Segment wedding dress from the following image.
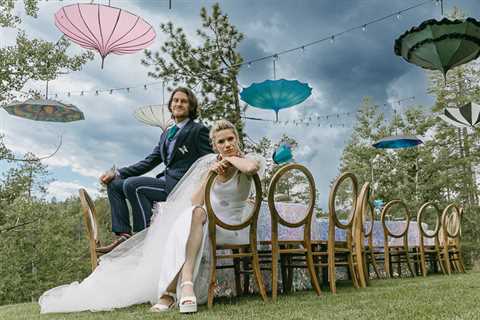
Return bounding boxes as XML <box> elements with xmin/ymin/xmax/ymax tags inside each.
<box><xmin>39</xmin><ymin>153</ymin><xmax>264</xmax><ymax>313</ymax></box>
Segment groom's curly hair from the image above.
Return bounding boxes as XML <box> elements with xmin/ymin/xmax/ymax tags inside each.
<box><xmin>167</xmin><ymin>87</ymin><xmax>199</xmax><ymax>120</ymax></box>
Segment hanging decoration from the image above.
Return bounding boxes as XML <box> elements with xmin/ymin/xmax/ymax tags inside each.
<box><xmin>439</xmin><ymin>101</ymin><xmax>480</xmax><ymax>129</ymax></box>
<box><xmin>134</xmin><ymin>104</ymin><xmax>173</xmax><ymax>131</ymax></box>
<box><xmin>54</xmin><ymin>3</ymin><xmax>156</xmax><ymax>68</ymax></box>
<box><xmin>394</xmin><ymin>17</ymin><xmax>480</xmax><ymax>80</ymax></box>
<box><xmin>372</xmin><ymin>135</ymin><xmax>423</xmax><ymax>149</ymax></box>
<box><xmin>272</xmin><ymin>143</ymin><xmax>293</xmax><ymax>164</ymax></box>
<box><xmin>3</xmin><ymin>99</ymin><xmax>84</xmax><ymax>122</ymax></box>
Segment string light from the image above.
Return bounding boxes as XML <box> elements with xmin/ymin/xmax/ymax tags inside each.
<box><xmin>330</xmin><ymin>35</ymin><xmax>335</xmax><ymax>44</ymax></box>
<box><xmin>362</xmin><ymin>24</ymin><xmax>367</xmax><ymax>32</ymax></box>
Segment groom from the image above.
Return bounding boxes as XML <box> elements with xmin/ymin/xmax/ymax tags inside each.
<box><xmin>97</xmin><ymin>87</ymin><xmax>213</xmax><ymax>253</ymax></box>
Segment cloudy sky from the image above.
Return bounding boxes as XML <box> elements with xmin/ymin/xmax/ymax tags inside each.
<box><xmin>1</xmin><ymin>0</ymin><xmax>479</xmax><ymax>208</ymax></box>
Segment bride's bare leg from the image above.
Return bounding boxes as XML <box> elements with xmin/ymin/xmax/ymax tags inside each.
<box><xmin>180</xmin><ymin>207</ymin><xmax>207</xmax><ymax>297</ymax></box>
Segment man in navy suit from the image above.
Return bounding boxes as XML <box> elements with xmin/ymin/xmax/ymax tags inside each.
<box><xmin>97</xmin><ymin>87</ymin><xmax>213</xmax><ymax>253</ymax></box>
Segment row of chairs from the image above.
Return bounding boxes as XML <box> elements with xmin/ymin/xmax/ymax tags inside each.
<box><xmin>78</xmin><ymin>163</ymin><xmax>466</xmax><ymax>309</ymax></box>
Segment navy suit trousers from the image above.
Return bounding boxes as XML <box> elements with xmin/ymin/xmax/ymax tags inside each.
<box><xmin>107</xmin><ymin>176</ymin><xmax>167</xmax><ymax>233</ymax></box>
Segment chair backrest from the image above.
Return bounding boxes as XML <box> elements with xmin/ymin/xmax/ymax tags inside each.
<box><xmin>441</xmin><ymin>203</ymin><xmax>462</xmax><ymax>244</ymax></box>
<box><xmin>417</xmin><ymin>201</ymin><xmax>441</xmax><ymax>240</ymax></box>
<box><xmin>380</xmin><ymin>200</ymin><xmax>411</xmax><ymax>244</ymax></box>
<box><xmin>328</xmin><ymin>172</ymin><xmax>358</xmax><ymax>232</ymax></box>
<box><xmin>79</xmin><ymin>188</ymin><xmax>99</xmax><ymax>242</ymax></box>
<box><xmin>205</xmin><ymin>171</ymin><xmax>263</xmax><ymax>243</ymax></box>
<box><xmin>267</xmin><ymin>163</ymin><xmax>316</xmax><ymax>239</ymax></box>
<box><xmin>79</xmin><ymin>188</ymin><xmax>99</xmax><ymax>272</ymax></box>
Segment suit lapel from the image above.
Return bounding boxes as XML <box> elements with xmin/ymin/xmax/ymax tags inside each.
<box><xmin>159</xmin><ymin>131</ymin><xmax>168</xmax><ymax>163</ymax></box>
<box><xmin>168</xmin><ymin>120</ymin><xmax>193</xmax><ymax>165</ymax></box>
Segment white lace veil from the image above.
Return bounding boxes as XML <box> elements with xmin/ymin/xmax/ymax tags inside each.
<box><xmin>100</xmin><ymin>153</ymin><xmax>217</xmax><ymax>261</ymax></box>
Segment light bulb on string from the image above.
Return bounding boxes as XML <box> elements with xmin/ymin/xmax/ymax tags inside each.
<box><xmin>330</xmin><ymin>35</ymin><xmax>335</xmax><ymax>44</ymax></box>
<box><xmin>80</xmin><ymin>91</ymin><xmax>84</xmax><ymax>96</ymax></box>
<box><xmin>67</xmin><ymin>92</ymin><xmax>71</xmax><ymax>97</ymax></box>
<box><xmin>144</xmin><ymin>84</ymin><xmax>148</xmax><ymax>90</ymax></box>
<box><xmin>109</xmin><ymin>89</ymin><xmax>113</xmax><ymax>94</ymax></box>
<box><xmin>247</xmin><ymin>62</ymin><xmax>252</xmax><ymax>68</ymax></box>
<box><xmin>396</xmin><ymin>12</ymin><xmax>402</xmax><ymax>20</ymax></box>
<box><xmin>126</xmin><ymin>87</ymin><xmax>130</xmax><ymax>93</ymax></box>
<box><xmin>362</xmin><ymin>24</ymin><xmax>367</xmax><ymax>32</ymax></box>
<box><xmin>95</xmin><ymin>90</ymin><xmax>99</xmax><ymax>96</ymax></box>
<box><xmin>301</xmin><ymin>46</ymin><xmax>305</xmax><ymax>53</ymax></box>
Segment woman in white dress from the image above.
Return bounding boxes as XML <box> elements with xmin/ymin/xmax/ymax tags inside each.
<box><xmin>39</xmin><ymin>119</ymin><xmax>264</xmax><ymax>314</ymax></box>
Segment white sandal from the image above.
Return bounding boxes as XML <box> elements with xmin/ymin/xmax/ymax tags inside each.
<box><xmin>150</xmin><ymin>291</ymin><xmax>176</xmax><ymax>312</ymax></box>
<box><xmin>179</xmin><ymin>281</ymin><xmax>197</xmax><ymax>314</ymax></box>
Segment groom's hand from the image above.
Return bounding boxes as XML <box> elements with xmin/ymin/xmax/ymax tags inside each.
<box><xmin>99</xmin><ymin>171</ymin><xmax>115</xmax><ymax>185</ymax></box>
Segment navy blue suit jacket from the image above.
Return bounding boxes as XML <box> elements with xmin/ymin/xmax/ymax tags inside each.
<box><xmin>118</xmin><ymin>120</ymin><xmax>213</xmax><ymax>195</ymax></box>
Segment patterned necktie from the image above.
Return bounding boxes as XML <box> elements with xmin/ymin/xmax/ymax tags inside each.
<box><xmin>167</xmin><ymin>125</ymin><xmax>179</xmax><ymax>141</ymax></box>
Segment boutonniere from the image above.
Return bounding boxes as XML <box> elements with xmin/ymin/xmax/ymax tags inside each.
<box><xmin>179</xmin><ymin>145</ymin><xmax>189</xmax><ymax>154</ymax></box>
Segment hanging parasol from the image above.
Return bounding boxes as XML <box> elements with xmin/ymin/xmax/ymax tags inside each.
<box><xmin>54</xmin><ymin>3</ymin><xmax>156</xmax><ymax>68</ymax></box>
<box><xmin>439</xmin><ymin>101</ymin><xmax>480</xmax><ymax>129</ymax></box>
<box><xmin>272</xmin><ymin>143</ymin><xmax>293</xmax><ymax>164</ymax></box>
<box><xmin>2</xmin><ymin>99</ymin><xmax>84</xmax><ymax>122</ymax></box>
<box><xmin>394</xmin><ymin>17</ymin><xmax>480</xmax><ymax>80</ymax></box>
<box><xmin>240</xmin><ymin>79</ymin><xmax>312</xmax><ymax>121</ymax></box>
<box><xmin>372</xmin><ymin>135</ymin><xmax>423</xmax><ymax>149</ymax></box>
<box><xmin>133</xmin><ymin>104</ymin><xmax>173</xmax><ymax>131</ymax></box>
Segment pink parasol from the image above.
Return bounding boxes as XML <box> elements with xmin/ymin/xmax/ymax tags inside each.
<box><xmin>54</xmin><ymin>3</ymin><xmax>156</xmax><ymax>68</ymax></box>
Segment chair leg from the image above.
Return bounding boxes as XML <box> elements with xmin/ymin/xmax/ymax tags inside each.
<box><xmin>347</xmin><ymin>253</ymin><xmax>360</xmax><ymax>289</ymax></box>
<box><xmin>232</xmin><ymin>249</ymin><xmax>242</xmax><ymax>297</ymax></box>
<box><xmin>271</xmin><ymin>244</ymin><xmax>279</xmax><ymax>301</ymax></box>
<box><xmin>279</xmin><ymin>251</ymin><xmax>289</xmax><ymax>294</ymax></box>
<box><xmin>208</xmin><ymin>252</ymin><xmax>217</xmax><ymax>309</ymax></box>
<box><xmin>328</xmin><ymin>248</ymin><xmax>337</xmax><ymax>294</ymax></box>
<box><xmin>306</xmin><ymin>250</ymin><xmax>322</xmax><ymax>296</ymax></box>
<box><xmin>251</xmin><ymin>249</ymin><xmax>268</xmax><ymax>303</ymax></box>
<box><xmin>370</xmin><ymin>252</ymin><xmax>381</xmax><ymax>279</ymax></box>
<box><xmin>242</xmin><ymin>256</ymin><xmax>251</xmax><ymax>295</ymax></box>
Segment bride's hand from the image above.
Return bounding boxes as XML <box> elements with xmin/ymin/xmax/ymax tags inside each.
<box><xmin>210</xmin><ymin>158</ymin><xmax>231</xmax><ymax>176</ymax></box>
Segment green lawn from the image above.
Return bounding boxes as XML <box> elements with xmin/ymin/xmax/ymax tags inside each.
<box><xmin>1</xmin><ymin>272</ymin><xmax>479</xmax><ymax>320</ymax></box>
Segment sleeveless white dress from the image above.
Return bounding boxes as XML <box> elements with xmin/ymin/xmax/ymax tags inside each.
<box><xmin>39</xmin><ymin>154</ymin><xmax>264</xmax><ymax>313</ymax></box>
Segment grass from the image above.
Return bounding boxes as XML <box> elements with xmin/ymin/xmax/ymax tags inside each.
<box><xmin>1</xmin><ymin>272</ymin><xmax>479</xmax><ymax>320</ymax></box>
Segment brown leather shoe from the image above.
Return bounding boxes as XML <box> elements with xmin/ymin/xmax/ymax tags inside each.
<box><xmin>96</xmin><ymin>234</ymin><xmax>130</xmax><ymax>254</ymax></box>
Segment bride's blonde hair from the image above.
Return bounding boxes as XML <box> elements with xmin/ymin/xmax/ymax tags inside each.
<box><xmin>209</xmin><ymin>119</ymin><xmax>241</xmax><ymax>153</ymax></box>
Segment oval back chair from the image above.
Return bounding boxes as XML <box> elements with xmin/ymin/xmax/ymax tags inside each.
<box><xmin>204</xmin><ymin>171</ymin><xmax>268</xmax><ymax>308</ymax></box>
<box><xmin>266</xmin><ymin>163</ymin><xmax>320</xmax><ymax>300</ymax></box>
<box><xmin>441</xmin><ymin>204</ymin><xmax>466</xmax><ymax>274</ymax></box>
<box><xmin>79</xmin><ymin>188</ymin><xmax>101</xmax><ymax>272</ymax></box>
<box><xmin>380</xmin><ymin>200</ymin><xmax>418</xmax><ymax>277</ymax></box>
<box><xmin>417</xmin><ymin>202</ymin><xmax>446</xmax><ymax>276</ymax></box>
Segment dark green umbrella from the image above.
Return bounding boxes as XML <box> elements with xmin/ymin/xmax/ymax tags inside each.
<box><xmin>3</xmin><ymin>99</ymin><xmax>84</xmax><ymax>122</ymax></box>
<box><xmin>394</xmin><ymin>17</ymin><xmax>480</xmax><ymax>80</ymax></box>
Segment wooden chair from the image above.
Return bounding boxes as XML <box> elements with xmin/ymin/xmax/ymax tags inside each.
<box><xmin>353</xmin><ymin>182</ymin><xmax>380</xmax><ymax>284</ymax></box>
<box><xmin>78</xmin><ymin>188</ymin><xmax>103</xmax><ymax>272</ymax></box>
<box><xmin>312</xmin><ymin>172</ymin><xmax>365</xmax><ymax>293</ymax></box>
<box><xmin>265</xmin><ymin>163</ymin><xmax>321</xmax><ymax>300</ymax></box>
<box><xmin>441</xmin><ymin>204</ymin><xmax>466</xmax><ymax>274</ymax></box>
<box><xmin>417</xmin><ymin>202</ymin><xmax>446</xmax><ymax>276</ymax></box>
<box><xmin>380</xmin><ymin>200</ymin><xmax>419</xmax><ymax>278</ymax></box>
<box><xmin>204</xmin><ymin>171</ymin><xmax>268</xmax><ymax>309</ymax></box>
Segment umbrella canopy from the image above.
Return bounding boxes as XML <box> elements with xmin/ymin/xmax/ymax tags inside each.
<box><xmin>240</xmin><ymin>79</ymin><xmax>312</xmax><ymax>121</ymax></box>
<box><xmin>272</xmin><ymin>143</ymin><xmax>293</xmax><ymax>164</ymax></box>
<box><xmin>394</xmin><ymin>17</ymin><xmax>480</xmax><ymax>79</ymax></box>
<box><xmin>54</xmin><ymin>3</ymin><xmax>156</xmax><ymax>68</ymax></box>
<box><xmin>439</xmin><ymin>101</ymin><xmax>480</xmax><ymax>129</ymax></box>
<box><xmin>372</xmin><ymin>135</ymin><xmax>423</xmax><ymax>149</ymax></box>
<box><xmin>3</xmin><ymin>99</ymin><xmax>84</xmax><ymax>122</ymax></box>
<box><xmin>133</xmin><ymin>104</ymin><xmax>173</xmax><ymax>131</ymax></box>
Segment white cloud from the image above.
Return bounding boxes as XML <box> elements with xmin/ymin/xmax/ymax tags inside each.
<box><xmin>47</xmin><ymin>180</ymin><xmax>98</xmax><ymax>201</ymax></box>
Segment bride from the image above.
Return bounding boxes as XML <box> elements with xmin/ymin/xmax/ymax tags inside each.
<box><xmin>39</xmin><ymin>119</ymin><xmax>265</xmax><ymax>314</ymax></box>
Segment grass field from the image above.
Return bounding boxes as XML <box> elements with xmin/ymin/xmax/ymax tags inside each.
<box><xmin>1</xmin><ymin>272</ymin><xmax>479</xmax><ymax>320</ymax></box>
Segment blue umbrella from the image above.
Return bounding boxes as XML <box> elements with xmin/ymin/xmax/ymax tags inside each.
<box><xmin>372</xmin><ymin>135</ymin><xmax>423</xmax><ymax>149</ymax></box>
<box><xmin>240</xmin><ymin>79</ymin><xmax>312</xmax><ymax>121</ymax></box>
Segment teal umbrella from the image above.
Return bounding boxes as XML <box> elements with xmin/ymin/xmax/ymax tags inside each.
<box><xmin>3</xmin><ymin>99</ymin><xmax>84</xmax><ymax>122</ymax></box>
<box><xmin>240</xmin><ymin>79</ymin><xmax>312</xmax><ymax>121</ymax></box>
<box><xmin>394</xmin><ymin>17</ymin><xmax>480</xmax><ymax>80</ymax></box>
<box><xmin>372</xmin><ymin>135</ymin><xmax>423</xmax><ymax>149</ymax></box>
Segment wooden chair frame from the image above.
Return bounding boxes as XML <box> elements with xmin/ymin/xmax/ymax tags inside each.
<box><xmin>417</xmin><ymin>202</ymin><xmax>446</xmax><ymax>276</ymax></box>
<box><xmin>441</xmin><ymin>204</ymin><xmax>466</xmax><ymax>274</ymax></box>
<box><xmin>205</xmin><ymin>171</ymin><xmax>268</xmax><ymax>308</ymax></box>
<box><xmin>312</xmin><ymin>172</ymin><xmax>364</xmax><ymax>293</ymax></box>
<box><xmin>380</xmin><ymin>200</ymin><xmax>419</xmax><ymax>278</ymax></box>
<box><xmin>79</xmin><ymin>188</ymin><xmax>102</xmax><ymax>272</ymax></box>
<box><xmin>266</xmin><ymin>163</ymin><xmax>321</xmax><ymax>300</ymax></box>
<box><xmin>353</xmin><ymin>182</ymin><xmax>374</xmax><ymax>286</ymax></box>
